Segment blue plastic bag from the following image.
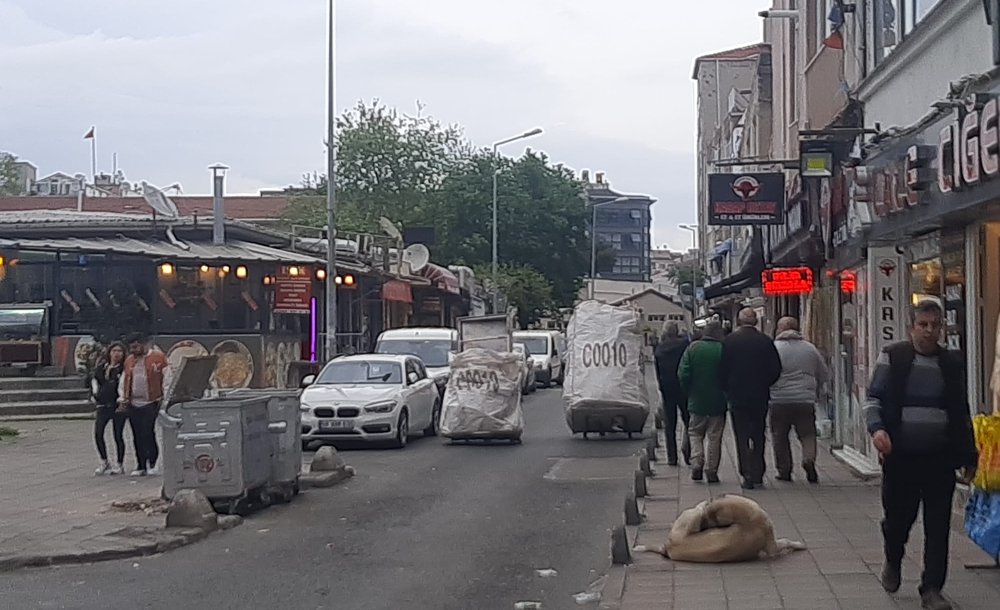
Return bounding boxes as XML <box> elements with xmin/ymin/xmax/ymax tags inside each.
<box><xmin>965</xmin><ymin>489</ymin><xmax>1000</xmax><ymax>560</ymax></box>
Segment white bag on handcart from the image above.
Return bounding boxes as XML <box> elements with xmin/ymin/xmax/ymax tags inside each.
<box><xmin>562</xmin><ymin>300</ymin><xmax>649</xmax><ymax>412</ymax></box>
<box><xmin>440</xmin><ymin>348</ymin><xmax>524</xmax><ymax>438</ymax></box>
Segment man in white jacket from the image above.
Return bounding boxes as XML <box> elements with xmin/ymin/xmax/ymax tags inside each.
<box><xmin>770</xmin><ymin>317</ymin><xmax>829</xmax><ymax>483</ymax></box>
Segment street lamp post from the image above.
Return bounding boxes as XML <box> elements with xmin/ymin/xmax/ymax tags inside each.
<box><xmin>679</xmin><ymin>224</ymin><xmax>699</xmax><ymax>325</ymax></box>
<box><xmin>325</xmin><ymin>0</ymin><xmax>338</xmax><ymax>361</ymax></box>
<box><xmin>491</xmin><ymin>127</ymin><xmax>543</xmax><ymax>313</ymax></box>
<box><xmin>588</xmin><ymin>197</ymin><xmax>629</xmax><ymax>300</ymax></box>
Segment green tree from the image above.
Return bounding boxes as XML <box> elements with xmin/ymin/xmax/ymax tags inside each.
<box><xmin>0</xmin><ymin>152</ymin><xmax>23</xmax><ymax>196</ymax></box>
<box><xmin>665</xmin><ymin>259</ymin><xmax>706</xmax><ymax>294</ymax></box>
<box><xmin>474</xmin><ymin>264</ymin><xmax>554</xmax><ymax>328</ymax></box>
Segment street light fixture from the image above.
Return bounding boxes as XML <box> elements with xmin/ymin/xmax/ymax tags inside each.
<box><xmin>491</xmin><ymin>127</ymin><xmax>543</xmax><ymax>312</ymax></box>
<box><xmin>679</xmin><ymin>223</ymin><xmax>700</xmax><ymax>325</ymax></box>
<box><xmin>588</xmin><ymin>196</ymin><xmax>630</xmax><ymax>300</ymax></box>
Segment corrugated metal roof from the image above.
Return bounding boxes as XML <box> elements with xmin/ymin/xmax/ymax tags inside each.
<box><xmin>0</xmin><ymin>235</ymin><xmax>326</xmax><ymax>265</ymax></box>
<box><xmin>0</xmin><ymin>210</ymin><xmax>156</xmax><ymax>225</ymax></box>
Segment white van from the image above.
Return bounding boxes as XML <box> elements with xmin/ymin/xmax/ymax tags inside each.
<box><xmin>512</xmin><ymin>330</ymin><xmax>565</xmax><ymax>387</ymax></box>
<box><xmin>374</xmin><ymin>327</ymin><xmax>458</xmax><ymax>395</ymax></box>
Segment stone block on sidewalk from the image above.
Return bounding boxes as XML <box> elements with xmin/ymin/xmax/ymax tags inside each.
<box><xmin>165</xmin><ymin>489</ymin><xmax>219</xmax><ymax>532</ymax></box>
<box><xmin>300</xmin><ymin>467</ymin><xmax>354</xmax><ymax>489</ymax></box>
<box><xmin>310</xmin><ymin>446</ymin><xmax>347</xmax><ymax>472</ymax></box>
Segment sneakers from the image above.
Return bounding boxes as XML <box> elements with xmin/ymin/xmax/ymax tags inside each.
<box><xmin>691</xmin><ymin>468</ymin><xmax>704</xmax><ymax>481</ymax></box>
<box><xmin>880</xmin><ymin>563</ymin><xmax>901</xmax><ymax>593</ymax></box>
<box><xmin>920</xmin><ymin>590</ymin><xmax>952</xmax><ymax>610</ymax></box>
<box><xmin>706</xmin><ymin>471</ymin><xmax>720</xmax><ymax>484</ymax></box>
<box><xmin>741</xmin><ymin>477</ymin><xmax>756</xmax><ymax>490</ymax></box>
<box><xmin>109</xmin><ymin>463</ymin><xmax>124</xmax><ymax>475</ymax></box>
<box><xmin>804</xmin><ymin>461</ymin><xmax>819</xmax><ymax>484</ymax></box>
<box><xmin>130</xmin><ymin>469</ymin><xmax>147</xmax><ymax>477</ymax></box>
<box><xmin>146</xmin><ymin>466</ymin><xmax>161</xmax><ymax>476</ymax></box>
<box><xmin>94</xmin><ymin>461</ymin><xmax>111</xmax><ymax>476</ymax></box>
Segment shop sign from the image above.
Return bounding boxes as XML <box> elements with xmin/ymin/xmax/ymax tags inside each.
<box><xmin>938</xmin><ymin>94</ymin><xmax>1000</xmax><ymax>193</ymax></box>
<box><xmin>707</xmin><ymin>173</ymin><xmax>785</xmax><ymax>225</ymax></box>
<box><xmin>870</xmin><ymin>145</ymin><xmax>936</xmax><ymax>218</ymax></box>
<box><xmin>869</xmin><ymin>248</ymin><xmax>905</xmax><ymax>349</ymax></box>
<box><xmin>274</xmin><ymin>269</ymin><xmax>312</xmax><ymax>315</ymax></box>
<box><xmin>762</xmin><ymin>267</ymin><xmax>814</xmax><ymax>296</ymax></box>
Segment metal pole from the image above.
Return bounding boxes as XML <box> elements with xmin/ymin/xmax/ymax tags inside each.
<box><xmin>325</xmin><ymin>0</ymin><xmax>338</xmax><ymax>361</ymax></box>
<box><xmin>590</xmin><ymin>203</ymin><xmax>598</xmax><ymax>300</ymax></box>
<box><xmin>211</xmin><ymin>168</ymin><xmax>225</xmax><ymax>245</ymax></box>
<box><xmin>492</xmin><ymin>146</ymin><xmax>499</xmax><ymax>313</ymax></box>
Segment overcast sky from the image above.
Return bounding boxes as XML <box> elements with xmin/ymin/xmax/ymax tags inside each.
<box><xmin>0</xmin><ymin>0</ymin><xmax>771</xmax><ymax>251</ymax></box>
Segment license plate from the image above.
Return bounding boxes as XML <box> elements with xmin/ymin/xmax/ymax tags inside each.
<box><xmin>319</xmin><ymin>420</ymin><xmax>352</xmax><ymax>430</ymax></box>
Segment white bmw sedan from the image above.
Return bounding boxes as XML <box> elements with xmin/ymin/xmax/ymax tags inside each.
<box><xmin>300</xmin><ymin>354</ymin><xmax>441</xmax><ymax>449</ymax></box>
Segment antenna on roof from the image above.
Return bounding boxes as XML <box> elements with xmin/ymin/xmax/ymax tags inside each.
<box><xmin>140</xmin><ymin>181</ymin><xmax>180</xmax><ymax>219</ymax></box>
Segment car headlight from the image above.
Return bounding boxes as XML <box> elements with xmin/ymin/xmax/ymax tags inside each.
<box><xmin>364</xmin><ymin>400</ymin><xmax>397</xmax><ymax>413</ymax></box>
<box><xmin>299</xmin><ymin>402</ymin><xmax>312</xmax><ymax>412</ymax></box>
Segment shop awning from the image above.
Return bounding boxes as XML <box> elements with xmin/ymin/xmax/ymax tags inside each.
<box><xmin>0</xmin><ymin>235</ymin><xmax>326</xmax><ymax>265</ymax></box>
<box><xmin>419</xmin><ymin>263</ymin><xmax>460</xmax><ymax>295</ymax></box>
<box><xmin>382</xmin><ymin>279</ymin><xmax>413</xmax><ymax>303</ymax></box>
<box><xmin>703</xmin><ymin>230</ymin><xmax>765</xmax><ymax>300</ymax></box>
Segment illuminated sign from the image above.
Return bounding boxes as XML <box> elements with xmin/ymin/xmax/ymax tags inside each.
<box><xmin>708</xmin><ymin>173</ymin><xmax>786</xmax><ymax>226</ymax></box>
<box><xmin>840</xmin><ymin>271</ymin><xmax>857</xmax><ymax>294</ymax></box>
<box><xmin>761</xmin><ymin>267</ymin><xmax>814</xmax><ymax>296</ymax></box>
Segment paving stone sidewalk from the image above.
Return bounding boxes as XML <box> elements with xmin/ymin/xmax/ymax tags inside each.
<box><xmin>0</xmin><ymin>419</ymin><xmax>197</xmax><ymax>570</ymax></box>
<box><xmin>607</xmin><ymin>373</ymin><xmax>1000</xmax><ymax>609</ymax></box>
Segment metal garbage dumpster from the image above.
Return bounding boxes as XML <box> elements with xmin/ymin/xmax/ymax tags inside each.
<box><xmin>160</xmin><ymin>356</ymin><xmax>274</xmax><ymax>515</ymax></box>
<box><xmin>221</xmin><ymin>389</ymin><xmax>302</xmax><ymax>502</ymax></box>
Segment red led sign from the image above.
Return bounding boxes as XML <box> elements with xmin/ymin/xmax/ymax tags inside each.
<box><xmin>840</xmin><ymin>271</ymin><xmax>857</xmax><ymax>294</ymax></box>
<box><xmin>762</xmin><ymin>267</ymin><xmax>814</xmax><ymax>296</ymax></box>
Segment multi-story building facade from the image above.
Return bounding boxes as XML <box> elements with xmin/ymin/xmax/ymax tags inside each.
<box><xmin>698</xmin><ymin>0</ymin><xmax>997</xmax><ymax>472</ymax></box>
<box><xmin>584</xmin><ymin>171</ymin><xmax>655</xmax><ymax>282</ymax></box>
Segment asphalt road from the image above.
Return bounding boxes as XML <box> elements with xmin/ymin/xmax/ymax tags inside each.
<box><xmin>2</xmin><ymin>385</ymin><xmax>648</xmax><ymax>610</ymax></box>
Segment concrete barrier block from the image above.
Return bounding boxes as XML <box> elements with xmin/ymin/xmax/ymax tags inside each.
<box><xmin>165</xmin><ymin>489</ymin><xmax>219</xmax><ymax>532</ymax></box>
<box><xmin>645</xmin><ymin>439</ymin><xmax>658</xmax><ymax>462</ymax></box>
<box><xmin>639</xmin><ymin>454</ymin><xmax>653</xmax><ymax>477</ymax></box>
<box><xmin>611</xmin><ymin>524</ymin><xmax>632</xmax><ymax>565</ymax></box>
<box><xmin>624</xmin><ymin>492</ymin><xmax>642</xmax><ymax>526</ymax></box>
<box><xmin>310</xmin><ymin>446</ymin><xmax>348</xmax><ymax>472</ymax></box>
<box><xmin>634</xmin><ymin>470</ymin><xmax>647</xmax><ymax>498</ymax></box>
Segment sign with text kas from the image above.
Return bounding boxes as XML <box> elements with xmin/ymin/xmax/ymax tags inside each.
<box><xmin>868</xmin><ymin>247</ymin><xmax>905</xmax><ymax>366</ymax></box>
<box><xmin>708</xmin><ymin>173</ymin><xmax>785</xmax><ymax>226</ymax></box>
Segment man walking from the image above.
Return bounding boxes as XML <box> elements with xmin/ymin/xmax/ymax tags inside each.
<box><xmin>678</xmin><ymin>321</ymin><xmax>727</xmax><ymax>483</ymax></box>
<box><xmin>719</xmin><ymin>308</ymin><xmax>782</xmax><ymax>489</ymax></box>
<box><xmin>865</xmin><ymin>300</ymin><xmax>977</xmax><ymax>610</ymax></box>
<box><xmin>770</xmin><ymin>316</ymin><xmax>829</xmax><ymax>483</ymax></box>
<box><xmin>120</xmin><ymin>333</ymin><xmax>171</xmax><ymax>477</ymax></box>
<box><xmin>654</xmin><ymin>323</ymin><xmax>690</xmax><ymax>466</ymax></box>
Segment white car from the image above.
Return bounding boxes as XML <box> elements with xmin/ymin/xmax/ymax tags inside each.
<box><xmin>374</xmin><ymin>327</ymin><xmax>458</xmax><ymax>397</ymax></box>
<box><xmin>512</xmin><ymin>343</ymin><xmax>537</xmax><ymax>395</ymax></box>
<box><xmin>513</xmin><ymin>330</ymin><xmax>565</xmax><ymax>387</ymax></box>
<box><xmin>299</xmin><ymin>355</ymin><xmax>441</xmax><ymax>449</ymax></box>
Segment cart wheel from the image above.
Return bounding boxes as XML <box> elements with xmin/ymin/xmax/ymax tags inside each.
<box><xmin>292</xmin><ymin>481</ymin><xmax>301</xmax><ymax>496</ymax></box>
<box><xmin>510</xmin><ymin>438</ymin><xmax>522</xmax><ymax>445</ymax></box>
<box><xmin>583</xmin><ymin>432</ymin><xmax>589</xmax><ymax>439</ymax></box>
<box><xmin>628</xmin><ymin>432</ymin><xmax>634</xmax><ymax>439</ymax></box>
<box><xmin>232</xmin><ymin>497</ymin><xmax>252</xmax><ymax>517</ymax></box>
<box><xmin>281</xmin><ymin>488</ymin><xmax>294</xmax><ymax>503</ymax></box>
<box><xmin>600</xmin><ymin>432</ymin><xmax>606</xmax><ymax>438</ymax></box>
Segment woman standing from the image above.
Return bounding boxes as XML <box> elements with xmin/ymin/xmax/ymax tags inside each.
<box><xmin>92</xmin><ymin>342</ymin><xmax>127</xmax><ymax>475</ymax></box>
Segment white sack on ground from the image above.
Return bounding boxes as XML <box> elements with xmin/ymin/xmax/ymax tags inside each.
<box><xmin>563</xmin><ymin>300</ymin><xmax>649</xmax><ymax>412</ymax></box>
<box><xmin>440</xmin><ymin>348</ymin><xmax>524</xmax><ymax>437</ymax></box>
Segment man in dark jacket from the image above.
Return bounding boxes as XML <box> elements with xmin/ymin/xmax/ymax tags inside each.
<box><xmin>654</xmin><ymin>323</ymin><xmax>691</xmax><ymax>466</ymax></box>
<box><xmin>719</xmin><ymin>308</ymin><xmax>782</xmax><ymax>489</ymax></box>
<box><xmin>865</xmin><ymin>300</ymin><xmax>977</xmax><ymax>610</ymax></box>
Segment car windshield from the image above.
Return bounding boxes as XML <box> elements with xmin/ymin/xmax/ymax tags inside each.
<box><xmin>315</xmin><ymin>361</ymin><xmax>402</xmax><ymax>385</ymax></box>
<box><xmin>376</xmin><ymin>339</ymin><xmax>451</xmax><ymax>367</ymax></box>
<box><xmin>517</xmin><ymin>337</ymin><xmax>548</xmax><ymax>356</ymax></box>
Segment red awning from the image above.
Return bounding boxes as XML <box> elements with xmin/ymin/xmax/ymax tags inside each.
<box><xmin>419</xmin><ymin>263</ymin><xmax>460</xmax><ymax>295</ymax></box>
<box><xmin>382</xmin><ymin>279</ymin><xmax>413</xmax><ymax>303</ymax></box>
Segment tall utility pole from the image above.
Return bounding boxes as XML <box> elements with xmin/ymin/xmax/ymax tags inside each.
<box><xmin>491</xmin><ymin>128</ymin><xmax>543</xmax><ymax>312</ymax></box>
<box><xmin>325</xmin><ymin>0</ymin><xmax>338</xmax><ymax>361</ymax></box>
<box><xmin>679</xmin><ymin>224</ymin><xmax>699</xmax><ymax>326</ymax></box>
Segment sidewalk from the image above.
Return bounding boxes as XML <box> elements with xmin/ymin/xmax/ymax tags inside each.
<box><xmin>609</xmin><ymin>380</ymin><xmax>1000</xmax><ymax>609</ymax></box>
<box><xmin>0</xmin><ymin>420</ymin><xmax>204</xmax><ymax>571</ymax></box>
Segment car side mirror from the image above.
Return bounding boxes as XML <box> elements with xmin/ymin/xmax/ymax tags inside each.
<box><xmin>407</xmin><ymin>371</ymin><xmax>419</xmax><ymax>385</ymax></box>
<box><xmin>301</xmin><ymin>374</ymin><xmax>316</xmax><ymax>388</ymax></box>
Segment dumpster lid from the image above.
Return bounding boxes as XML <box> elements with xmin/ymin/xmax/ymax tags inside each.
<box><xmin>165</xmin><ymin>355</ymin><xmax>218</xmax><ymax>405</ymax></box>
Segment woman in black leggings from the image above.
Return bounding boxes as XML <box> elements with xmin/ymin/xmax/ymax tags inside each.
<box><xmin>92</xmin><ymin>342</ymin><xmax>127</xmax><ymax>475</ymax></box>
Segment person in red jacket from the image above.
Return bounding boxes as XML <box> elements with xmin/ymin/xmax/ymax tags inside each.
<box><xmin>119</xmin><ymin>333</ymin><xmax>171</xmax><ymax>477</ymax></box>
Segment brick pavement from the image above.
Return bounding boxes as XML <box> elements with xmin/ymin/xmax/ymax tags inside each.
<box><xmin>0</xmin><ymin>419</ymin><xmax>168</xmax><ymax>567</ymax></box>
<box><xmin>612</xmin><ymin>420</ymin><xmax>1000</xmax><ymax>610</ymax></box>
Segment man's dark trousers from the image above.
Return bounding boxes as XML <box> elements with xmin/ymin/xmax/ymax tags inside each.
<box><xmin>730</xmin><ymin>402</ymin><xmax>768</xmax><ymax>483</ymax></box>
<box><xmin>661</xmin><ymin>390</ymin><xmax>690</xmax><ymax>464</ymax></box>
<box><xmin>881</xmin><ymin>454</ymin><xmax>956</xmax><ymax>594</ymax></box>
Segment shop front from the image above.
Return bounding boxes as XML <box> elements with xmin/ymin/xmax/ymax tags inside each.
<box><xmin>829</xmin><ymin>75</ymin><xmax>1000</xmax><ymax>466</ymax></box>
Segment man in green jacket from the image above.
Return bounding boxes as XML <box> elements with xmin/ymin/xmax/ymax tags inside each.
<box><xmin>678</xmin><ymin>322</ymin><xmax>728</xmax><ymax>483</ymax></box>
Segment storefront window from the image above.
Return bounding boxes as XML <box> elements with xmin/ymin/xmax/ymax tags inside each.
<box><xmin>909</xmin><ymin>258</ymin><xmax>943</xmax><ymax>307</ymax></box>
<box><xmin>155</xmin><ymin>264</ymin><xmax>263</xmax><ymax>334</ymax></box>
<box><xmin>56</xmin><ymin>256</ymin><xmax>154</xmax><ymax>340</ymax></box>
<box><xmin>0</xmin><ymin>251</ymin><xmax>56</xmax><ymax>304</ymax></box>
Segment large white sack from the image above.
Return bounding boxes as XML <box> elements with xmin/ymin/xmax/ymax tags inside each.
<box><xmin>562</xmin><ymin>300</ymin><xmax>649</xmax><ymax>411</ymax></box>
<box><xmin>441</xmin><ymin>348</ymin><xmax>524</xmax><ymax>437</ymax></box>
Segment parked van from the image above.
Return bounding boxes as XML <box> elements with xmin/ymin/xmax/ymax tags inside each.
<box><xmin>374</xmin><ymin>328</ymin><xmax>458</xmax><ymax>396</ymax></box>
<box><xmin>512</xmin><ymin>330</ymin><xmax>565</xmax><ymax>387</ymax></box>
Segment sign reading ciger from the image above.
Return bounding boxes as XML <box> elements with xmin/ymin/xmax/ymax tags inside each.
<box><xmin>708</xmin><ymin>173</ymin><xmax>786</xmax><ymax>225</ymax></box>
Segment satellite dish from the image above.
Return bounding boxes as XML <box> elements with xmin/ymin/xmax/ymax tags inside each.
<box><xmin>379</xmin><ymin>217</ymin><xmax>403</xmax><ymax>241</ymax></box>
<box><xmin>402</xmin><ymin>243</ymin><xmax>430</xmax><ymax>272</ymax></box>
<box><xmin>141</xmin><ymin>181</ymin><xmax>179</xmax><ymax>219</ymax></box>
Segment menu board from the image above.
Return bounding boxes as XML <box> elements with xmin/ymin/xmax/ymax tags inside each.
<box><xmin>941</xmin><ymin>230</ymin><xmax>966</xmax><ymax>353</ymax></box>
<box><xmin>274</xmin><ymin>270</ymin><xmax>312</xmax><ymax>315</ymax></box>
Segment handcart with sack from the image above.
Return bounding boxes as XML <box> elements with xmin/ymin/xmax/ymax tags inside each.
<box><xmin>562</xmin><ymin>300</ymin><xmax>650</xmax><ymax>438</ymax></box>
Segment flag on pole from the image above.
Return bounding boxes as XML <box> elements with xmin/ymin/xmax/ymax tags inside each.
<box><xmin>83</xmin><ymin>127</ymin><xmax>95</xmax><ymax>139</ymax></box>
